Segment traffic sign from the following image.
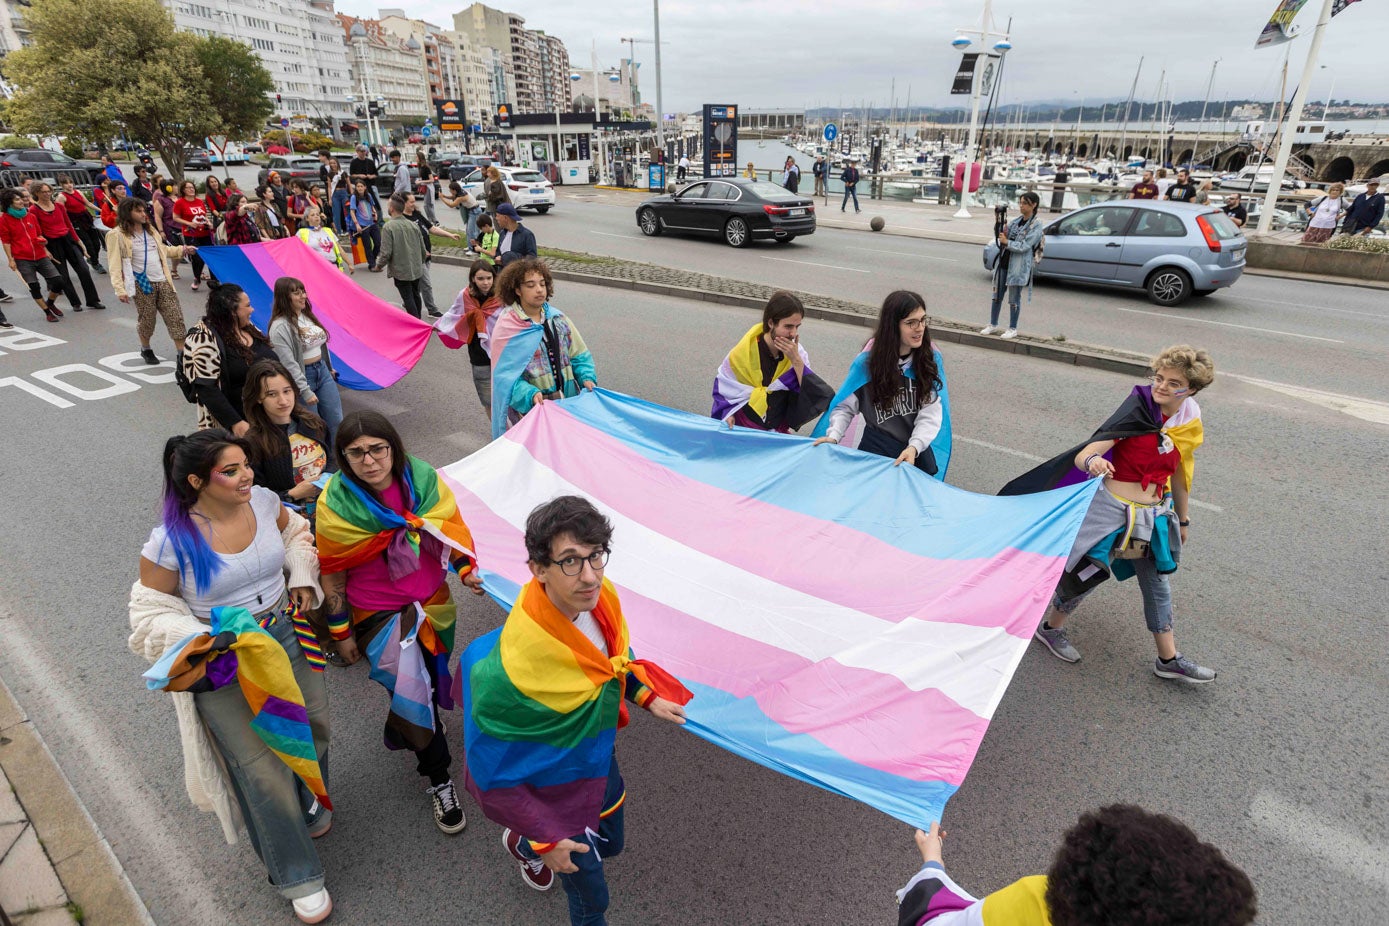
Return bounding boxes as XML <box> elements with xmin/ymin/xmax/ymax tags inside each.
<box><xmin>280</xmin><ymin>117</ymin><xmax>289</xmax><ymax>128</ymax></box>
<box><xmin>823</xmin><ymin>123</ymin><xmax>838</xmax><ymax>142</ymax></box>
<box><xmin>208</xmin><ymin>134</ymin><xmax>227</xmax><ymax>153</ymax></box>
<box><xmin>422</xmin><ymin>125</ymin><xmax>432</xmax><ymax>137</ymax></box>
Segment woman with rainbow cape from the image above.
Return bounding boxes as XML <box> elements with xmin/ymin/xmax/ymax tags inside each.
<box><xmin>1000</xmin><ymin>345</ymin><xmax>1216</xmax><ymax>683</ymax></box>
<box><xmin>811</xmin><ymin>290</ymin><xmax>952</xmax><ymax>478</ymax></box>
<box><xmin>710</xmin><ymin>290</ymin><xmax>833</xmax><ymax>432</ymax></box>
<box><xmin>315</xmin><ymin>411</ymin><xmax>485</xmax><ymax>835</ymax></box>
<box><xmin>459</xmin><ymin>497</ymin><xmax>691</xmax><ymax>926</ymax></box>
<box><xmin>487</xmin><ymin>257</ymin><xmax>596</xmax><ymax>439</ymax></box>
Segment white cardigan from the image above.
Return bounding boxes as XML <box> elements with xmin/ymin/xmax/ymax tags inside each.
<box><xmin>127</xmin><ymin>508</ymin><xmax>323</xmax><ymax>845</ymax></box>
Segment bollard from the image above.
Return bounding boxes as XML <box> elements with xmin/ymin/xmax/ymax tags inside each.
<box><xmin>870</xmin><ymin>216</ymin><xmax>885</xmax><ymax>232</ymax></box>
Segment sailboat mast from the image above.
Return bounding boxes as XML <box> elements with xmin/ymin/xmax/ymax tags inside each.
<box><xmin>1118</xmin><ymin>56</ymin><xmax>1144</xmax><ymax>163</ymax></box>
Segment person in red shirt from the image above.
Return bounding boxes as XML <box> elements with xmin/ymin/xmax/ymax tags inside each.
<box><xmin>171</xmin><ymin>180</ymin><xmax>216</xmax><ymax>290</ymax></box>
<box><xmin>98</xmin><ymin>180</ymin><xmax>125</xmax><ymax>231</ymax></box>
<box><xmin>57</xmin><ymin>176</ymin><xmax>106</xmax><ymax>275</ymax></box>
<box><xmin>0</xmin><ymin>187</ymin><xmax>80</xmax><ymax>323</ymax></box>
<box><xmin>1128</xmin><ymin>169</ymin><xmax>1159</xmax><ymax>200</ymax></box>
<box><xmin>28</xmin><ymin>180</ymin><xmax>104</xmax><ymax>311</ymax></box>
<box><xmin>203</xmin><ymin>174</ymin><xmax>229</xmax><ymax>216</ymax></box>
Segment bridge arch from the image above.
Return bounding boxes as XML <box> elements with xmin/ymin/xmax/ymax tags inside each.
<box><xmin>1176</xmin><ymin>148</ymin><xmax>1194</xmax><ymax>167</ymax></box>
<box><xmin>1322</xmin><ymin>156</ymin><xmax>1355</xmax><ymax>182</ymax></box>
<box><xmin>1076</xmin><ymin>143</ymin><xmax>1088</xmax><ymax>158</ymax></box>
<box><xmin>1225</xmin><ymin>151</ymin><xmax>1248</xmax><ymax>171</ymax></box>
<box><xmin>1122</xmin><ymin>145</ymin><xmax>1133</xmax><ymax>159</ymax></box>
<box><xmin>1365</xmin><ymin>158</ymin><xmax>1389</xmax><ymax>180</ymax></box>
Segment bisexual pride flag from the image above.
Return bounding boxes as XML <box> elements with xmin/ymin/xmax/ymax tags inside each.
<box><xmin>441</xmin><ymin>389</ymin><xmax>1098</xmax><ymax>829</ymax></box>
<box><xmin>199</xmin><ymin>238</ymin><xmax>434</xmax><ymax>390</ymax></box>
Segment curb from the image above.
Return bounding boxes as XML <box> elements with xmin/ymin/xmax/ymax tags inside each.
<box><xmin>433</xmin><ymin>253</ymin><xmax>1152</xmax><ymax>377</ymax></box>
<box><xmin>0</xmin><ymin>675</ymin><xmax>153</xmax><ymax>926</ymax></box>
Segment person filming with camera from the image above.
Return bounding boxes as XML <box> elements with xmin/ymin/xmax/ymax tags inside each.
<box><xmin>981</xmin><ymin>192</ymin><xmax>1043</xmax><ymax>341</ymax></box>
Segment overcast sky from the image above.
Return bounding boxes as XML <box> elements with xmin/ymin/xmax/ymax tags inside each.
<box><xmin>343</xmin><ymin>1</ymin><xmax>1389</xmax><ymax>113</ymax></box>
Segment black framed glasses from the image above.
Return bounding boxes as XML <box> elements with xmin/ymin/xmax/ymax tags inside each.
<box><xmin>552</xmin><ymin>550</ymin><xmax>609</xmax><ymax>576</ymax></box>
<box><xmin>343</xmin><ymin>442</ymin><xmax>391</xmax><ymax>462</ymax></box>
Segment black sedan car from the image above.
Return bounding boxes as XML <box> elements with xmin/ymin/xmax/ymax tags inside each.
<box><xmin>636</xmin><ymin>178</ymin><xmax>815</xmax><ymax>247</ymax></box>
<box><xmin>183</xmin><ymin>148</ymin><xmax>212</xmax><ymax>171</ymax></box>
<box><xmin>0</xmin><ymin>147</ymin><xmax>105</xmax><ymax>184</ymax></box>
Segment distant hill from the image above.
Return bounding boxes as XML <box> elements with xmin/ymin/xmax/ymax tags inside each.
<box><xmin>805</xmin><ymin>100</ymin><xmax>1389</xmax><ymax>124</ymax></box>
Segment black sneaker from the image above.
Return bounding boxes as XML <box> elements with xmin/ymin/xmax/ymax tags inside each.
<box><xmin>140</xmin><ymin>348</ymin><xmax>160</xmax><ymax>365</ymax></box>
<box><xmin>91</xmin><ymin>263</ymin><xmax>107</xmax><ymax>275</ymax></box>
<box><xmin>72</xmin><ymin>304</ymin><xmax>84</xmax><ymax>312</ymax></box>
<box><xmin>0</xmin><ymin>291</ymin><xmax>12</xmax><ymax>303</ymax></box>
<box><xmin>427</xmin><ymin>309</ymin><xmax>443</xmax><ymax>318</ymax></box>
<box><xmin>0</xmin><ymin>316</ymin><xmax>12</xmax><ymax>330</ymax></box>
<box><xmin>88</xmin><ymin>302</ymin><xmax>107</xmax><ymax>311</ymax></box>
<box><xmin>427</xmin><ymin>779</ymin><xmax>466</xmax><ymax>834</ymax></box>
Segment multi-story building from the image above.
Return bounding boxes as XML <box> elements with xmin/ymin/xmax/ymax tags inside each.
<box><xmin>337</xmin><ymin>13</ymin><xmax>431</xmax><ymax>135</ymax></box>
<box><xmin>0</xmin><ymin>0</ymin><xmax>31</xmax><ymax>60</ymax></box>
<box><xmin>378</xmin><ymin>11</ymin><xmax>460</xmax><ymax>102</ymax></box>
<box><xmin>570</xmin><ymin>63</ymin><xmax>635</xmax><ymax>117</ymax></box>
<box><xmin>534</xmin><ymin>31</ymin><xmax>571</xmax><ymax>113</ymax></box>
<box><xmin>444</xmin><ymin>29</ymin><xmax>498</xmax><ymax>129</ymax></box>
<box><xmin>164</xmin><ymin>0</ymin><xmax>354</xmax><ymax>136</ymax></box>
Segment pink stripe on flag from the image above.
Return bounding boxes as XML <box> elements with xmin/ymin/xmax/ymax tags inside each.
<box><xmin>256</xmin><ymin>238</ymin><xmax>433</xmax><ymax>386</ymax></box>
<box><xmin>508</xmin><ymin>408</ymin><xmax>1064</xmax><ymax>638</ymax></box>
<box><xmin>443</xmin><ymin>477</ymin><xmax>990</xmax><ymax>787</ymax></box>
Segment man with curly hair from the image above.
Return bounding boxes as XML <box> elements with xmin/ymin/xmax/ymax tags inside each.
<box><xmin>895</xmin><ymin>805</ymin><xmax>1256</xmax><ymax>925</ymax></box>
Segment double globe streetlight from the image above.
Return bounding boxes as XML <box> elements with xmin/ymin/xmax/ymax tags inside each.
<box><xmin>949</xmin><ymin>0</ymin><xmax>1012</xmax><ymax>218</ymax></box>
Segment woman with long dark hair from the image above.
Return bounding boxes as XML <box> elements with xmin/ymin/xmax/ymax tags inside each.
<box><xmin>255</xmin><ymin>184</ymin><xmax>289</xmax><ymax>241</ymax></box>
<box><xmin>57</xmin><ymin>175</ymin><xmax>105</xmax><ymax>274</ymax></box>
<box><xmin>434</xmin><ymin>259</ymin><xmax>502</xmax><ymax>412</ymax></box>
<box><xmin>182</xmin><ymin>283</ymin><xmax>277</xmax><ymax>433</ymax></box>
<box><xmin>812</xmin><ymin>290</ymin><xmax>952</xmax><ymax>477</ymax></box>
<box><xmin>222</xmin><ymin>191</ymin><xmax>261</xmax><ymax>245</ymax></box>
<box><xmin>27</xmin><ymin>180</ymin><xmax>104</xmax><ymax>311</ymax></box>
<box><xmin>106</xmin><ymin>197</ymin><xmax>193</xmax><ymax>363</ymax></box>
<box><xmin>711</xmin><ymin>290</ymin><xmax>832</xmax><ymax>432</ymax></box>
<box><xmin>242</xmin><ymin>359</ymin><xmax>329</xmax><ymax>510</ymax></box>
<box><xmin>203</xmin><ymin>175</ymin><xmax>229</xmax><ymax>219</ymax></box>
<box><xmin>315</xmin><ymin>411</ymin><xmax>485</xmax><ymax>835</ymax></box>
<box><xmin>172</xmin><ymin>180</ymin><xmax>216</xmax><ymax>290</ymax></box>
<box><xmin>128</xmin><ymin>429</ymin><xmax>333</xmax><ymax>924</ymax></box>
<box><xmin>268</xmin><ymin>276</ymin><xmax>343</xmax><ymax>450</ymax></box>
<box><xmin>347</xmin><ymin>179</ymin><xmax>380</xmax><ymax>268</ymax></box>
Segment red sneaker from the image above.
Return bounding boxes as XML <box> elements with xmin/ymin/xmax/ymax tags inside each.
<box><xmin>502</xmin><ymin>828</ymin><xmax>555</xmax><ymax>891</ymax></box>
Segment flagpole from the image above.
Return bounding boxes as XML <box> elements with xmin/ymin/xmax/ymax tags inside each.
<box><xmin>1257</xmin><ymin>0</ymin><xmax>1336</xmax><ymax>235</ymax></box>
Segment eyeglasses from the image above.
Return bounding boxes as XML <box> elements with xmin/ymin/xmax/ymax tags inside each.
<box><xmin>902</xmin><ymin>317</ymin><xmax>928</xmax><ymax>331</ymax></box>
<box><xmin>550</xmin><ymin>549</ymin><xmax>610</xmax><ymax>576</ymax></box>
<box><xmin>343</xmin><ymin>442</ymin><xmax>391</xmax><ymax>462</ymax></box>
<box><xmin>1150</xmin><ymin>375</ymin><xmax>1190</xmax><ymax>395</ymax></box>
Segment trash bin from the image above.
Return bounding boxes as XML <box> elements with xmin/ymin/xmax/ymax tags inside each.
<box><xmin>1051</xmin><ymin>170</ymin><xmax>1069</xmax><ymax>212</ymax></box>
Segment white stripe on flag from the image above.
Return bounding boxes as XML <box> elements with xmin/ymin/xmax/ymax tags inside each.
<box><xmin>449</xmin><ymin>439</ymin><xmax>1031</xmax><ymax>720</ymax></box>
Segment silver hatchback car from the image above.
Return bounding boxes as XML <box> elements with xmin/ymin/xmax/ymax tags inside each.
<box><xmin>1033</xmin><ymin>201</ymin><xmax>1246</xmax><ymax>306</ymax></box>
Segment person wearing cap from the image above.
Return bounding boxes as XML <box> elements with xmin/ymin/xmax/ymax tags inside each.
<box><xmin>1342</xmin><ymin>177</ymin><xmax>1385</xmax><ymax>237</ymax></box>
<box><xmin>494</xmin><ymin>204</ymin><xmax>537</xmax><ymax>269</ymax></box>
<box><xmin>841</xmin><ymin>158</ymin><xmax>861</xmax><ymax>213</ymax></box>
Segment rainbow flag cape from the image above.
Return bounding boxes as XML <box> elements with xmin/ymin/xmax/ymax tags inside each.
<box><xmin>142</xmin><ymin>606</ymin><xmax>331</xmax><ymax>809</ymax></box>
<box><xmin>458</xmin><ymin>577</ymin><xmax>691</xmax><ymax>843</ymax></box>
<box><xmin>810</xmin><ymin>345</ymin><xmax>954</xmax><ymax>480</ymax></box>
<box><xmin>197</xmin><ymin>237</ymin><xmax>434</xmax><ymax>390</ymax></box>
<box><xmin>440</xmin><ymin>389</ymin><xmax>1097</xmax><ymax>830</ymax></box>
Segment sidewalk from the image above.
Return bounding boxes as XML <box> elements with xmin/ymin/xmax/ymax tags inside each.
<box><xmin>0</xmin><ymin>677</ymin><xmax>151</xmax><ymax>926</ymax></box>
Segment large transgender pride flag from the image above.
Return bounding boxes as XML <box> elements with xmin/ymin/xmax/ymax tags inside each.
<box><xmin>442</xmin><ymin>389</ymin><xmax>1099</xmax><ymax>829</ymax></box>
<box><xmin>199</xmin><ymin>238</ymin><xmax>434</xmax><ymax>390</ymax></box>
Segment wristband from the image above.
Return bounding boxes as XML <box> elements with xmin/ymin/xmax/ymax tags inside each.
<box><xmin>1081</xmin><ymin>453</ymin><xmax>1100</xmax><ymax>472</ymax></box>
<box><xmin>1179</xmin><ymin>519</ymin><xmax>1190</xmax><ymax>527</ymax></box>
<box><xmin>327</xmin><ymin>611</ymin><xmax>352</xmax><ymax>641</ymax></box>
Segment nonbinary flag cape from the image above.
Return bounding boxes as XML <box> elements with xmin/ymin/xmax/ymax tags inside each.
<box><xmin>458</xmin><ymin>577</ymin><xmax>692</xmax><ymax>844</ymax></box>
<box><xmin>810</xmin><ymin>345</ymin><xmax>953</xmax><ymax>480</ymax></box>
<box><xmin>198</xmin><ymin>237</ymin><xmax>434</xmax><ymax>390</ymax></box>
<box><xmin>441</xmin><ymin>389</ymin><xmax>1097</xmax><ymax>830</ymax></box>
<box><xmin>709</xmin><ymin>322</ymin><xmax>832</xmax><ymax>429</ymax></box>
<box><xmin>142</xmin><ymin>605</ymin><xmax>331</xmax><ymax>810</ymax></box>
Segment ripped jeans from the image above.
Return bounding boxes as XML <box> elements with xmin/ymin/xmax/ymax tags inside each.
<box><xmin>1053</xmin><ymin>554</ymin><xmax>1174</xmax><ymax>634</ymax></box>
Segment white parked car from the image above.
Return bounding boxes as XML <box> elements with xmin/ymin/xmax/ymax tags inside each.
<box><xmin>455</xmin><ymin>166</ymin><xmax>556</xmax><ymax>213</ymax></box>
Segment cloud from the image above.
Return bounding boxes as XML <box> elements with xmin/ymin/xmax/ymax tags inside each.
<box><xmin>336</xmin><ymin>1</ymin><xmax>1389</xmax><ymax>111</ymax></box>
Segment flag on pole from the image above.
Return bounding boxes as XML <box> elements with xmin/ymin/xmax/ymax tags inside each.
<box><xmin>441</xmin><ymin>389</ymin><xmax>1098</xmax><ymax>829</ymax></box>
<box><xmin>1256</xmin><ymin>0</ymin><xmax>1310</xmax><ymax>48</ymax></box>
<box><xmin>1331</xmin><ymin>0</ymin><xmax>1361</xmax><ymax>15</ymax></box>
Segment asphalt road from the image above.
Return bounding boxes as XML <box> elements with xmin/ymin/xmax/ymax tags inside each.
<box><xmin>515</xmin><ymin>189</ymin><xmax>1389</xmax><ymax>405</ymax></box>
<box><xmin>0</xmin><ymin>243</ymin><xmax>1385</xmax><ymax>924</ymax></box>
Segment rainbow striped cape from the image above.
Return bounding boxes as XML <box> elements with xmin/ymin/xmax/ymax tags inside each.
<box><xmin>142</xmin><ymin>606</ymin><xmax>330</xmax><ymax>810</ymax></box>
<box><xmin>810</xmin><ymin>345</ymin><xmax>954</xmax><ymax>479</ymax></box>
<box><xmin>459</xmin><ymin>577</ymin><xmax>691</xmax><ymax>844</ymax></box>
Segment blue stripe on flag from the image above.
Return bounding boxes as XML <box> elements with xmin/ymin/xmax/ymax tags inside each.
<box><xmin>553</xmin><ymin>390</ymin><xmax>1098</xmax><ymax>560</ymax></box>
<box><xmin>681</xmin><ymin>680</ymin><xmax>958</xmax><ymax>830</ymax></box>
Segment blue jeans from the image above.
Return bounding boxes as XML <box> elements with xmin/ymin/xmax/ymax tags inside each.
<box><xmin>841</xmin><ymin>185</ymin><xmax>860</xmax><ymax>211</ymax></box>
<box><xmin>1053</xmin><ymin>554</ymin><xmax>1174</xmax><ymax>634</ymax></box>
<box><xmin>990</xmin><ymin>274</ymin><xmax>1022</xmax><ymax>328</ymax></box>
<box><xmin>331</xmin><ymin>190</ymin><xmax>351</xmax><ymax>234</ymax></box>
<box><xmin>195</xmin><ymin>608</ymin><xmax>330</xmax><ymax>900</ymax></box>
<box><xmin>520</xmin><ymin>756</ymin><xmax>626</xmax><ymax>926</ymax></box>
<box><xmin>303</xmin><ymin>359</ymin><xmax>342</xmax><ymax>453</ymax></box>
<box><xmin>465</xmin><ymin>206</ymin><xmax>483</xmax><ymax>249</ymax></box>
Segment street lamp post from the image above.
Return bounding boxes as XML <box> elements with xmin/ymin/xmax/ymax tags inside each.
<box><xmin>653</xmin><ymin>0</ymin><xmax>665</xmax><ymax>154</ymax></box>
<box><xmin>950</xmin><ymin>0</ymin><xmax>1011</xmax><ymax>218</ymax></box>
<box><xmin>1320</xmin><ymin>65</ymin><xmax>1335</xmax><ymax>121</ymax></box>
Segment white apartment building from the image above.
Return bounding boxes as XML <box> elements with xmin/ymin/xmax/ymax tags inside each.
<box><xmin>0</xmin><ymin>0</ymin><xmax>31</xmax><ymax>60</ymax></box>
<box><xmin>535</xmin><ymin>31</ymin><xmax>571</xmax><ymax>113</ymax></box>
<box><xmin>338</xmin><ymin>13</ymin><xmax>431</xmax><ymax>131</ymax></box>
<box><xmin>444</xmin><ymin>30</ymin><xmax>497</xmax><ymax>130</ymax></box>
<box><xmin>454</xmin><ymin>4</ymin><xmax>569</xmax><ymax>117</ymax></box>
<box><xmin>165</xmin><ymin>0</ymin><xmax>354</xmax><ymax>135</ymax></box>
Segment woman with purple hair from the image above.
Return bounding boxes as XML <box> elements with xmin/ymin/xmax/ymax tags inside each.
<box><xmin>127</xmin><ymin>429</ymin><xmax>335</xmax><ymax>923</ymax></box>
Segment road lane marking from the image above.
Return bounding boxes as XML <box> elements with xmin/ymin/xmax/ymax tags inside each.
<box><xmin>591</xmin><ymin>231</ymin><xmax>643</xmax><ymax>240</ymax></box>
<box><xmin>1229</xmin><ymin>374</ymin><xmax>1389</xmax><ymax>426</ymax></box>
<box><xmin>1250</xmin><ymin>791</ymin><xmax>1389</xmax><ymax>890</ymax></box>
<box><xmin>1103</xmin><ymin>305</ymin><xmax>1343</xmax><ymax>344</ymax></box>
<box><xmin>845</xmin><ymin>246</ymin><xmax>958</xmax><ymax>262</ymax></box>
<box><xmin>1237</xmin><ymin>294</ymin><xmax>1389</xmax><ymax>320</ymax></box>
<box><xmin>955</xmin><ymin>436</ymin><xmax>1221</xmax><ymax>511</ymax></box>
<box><xmin>762</xmin><ymin>256</ymin><xmax>870</xmax><ymax>273</ymax></box>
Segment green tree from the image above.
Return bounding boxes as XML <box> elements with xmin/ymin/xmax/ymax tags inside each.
<box><xmin>3</xmin><ymin>0</ymin><xmax>274</xmax><ymax>180</ymax></box>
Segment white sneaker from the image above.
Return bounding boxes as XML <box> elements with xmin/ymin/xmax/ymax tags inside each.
<box><xmin>292</xmin><ymin>888</ymin><xmax>333</xmax><ymax>924</ymax></box>
<box><xmin>1000</xmin><ymin>328</ymin><xmax>1019</xmax><ymax>339</ymax></box>
<box><xmin>979</xmin><ymin>325</ymin><xmax>1001</xmax><ymax>335</ymax></box>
